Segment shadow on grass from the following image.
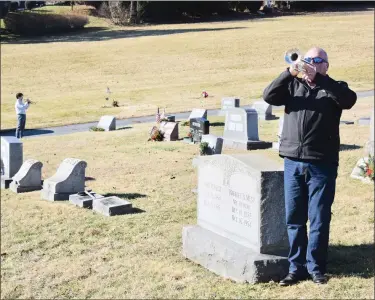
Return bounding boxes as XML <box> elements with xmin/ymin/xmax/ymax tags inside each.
<box><xmin>0</xmin><ymin>128</ymin><xmax>54</xmax><ymax>137</ymax></box>
<box><xmin>85</xmin><ymin>176</ymin><xmax>96</xmax><ymax>181</ymax></box>
<box><xmin>103</xmin><ymin>192</ymin><xmax>147</xmax><ymax>200</ymax></box>
<box><xmin>328</xmin><ymin>244</ymin><xmax>374</xmax><ymax>278</ymax></box>
<box><xmin>1</xmin><ymin>26</ymin><xmax>247</xmax><ymax>44</ymax></box>
<box><xmin>339</xmin><ymin>144</ymin><xmax>362</xmax><ymax>151</ymax></box>
<box><xmin>117</xmin><ymin>126</ymin><xmax>132</xmax><ymax>131</ymax></box>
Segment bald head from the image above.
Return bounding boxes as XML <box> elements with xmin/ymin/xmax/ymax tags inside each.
<box><xmin>305</xmin><ymin>47</ymin><xmax>328</xmax><ymax>62</ymax></box>
<box><xmin>304</xmin><ymin>47</ymin><xmax>329</xmax><ymax>77</ymax></box>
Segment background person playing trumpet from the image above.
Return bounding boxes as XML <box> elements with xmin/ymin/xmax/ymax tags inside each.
<box><xmin>15</xmin><ymin>92</ymin><xmax>33</xmax><ymax>139</ymax></box>
<box><xmin>263</xmin><ymin>47</ymin><xmax>357</xmax><ymax>285</ymax></box>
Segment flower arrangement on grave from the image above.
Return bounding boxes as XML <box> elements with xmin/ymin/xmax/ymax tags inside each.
<box><xmin>199</xmin><ymin>142</ymin><xmax>210</xmax><ymax>155</ymax></box>
<box><xmin>104</xmin><ymin>87</ymin><xmax>120</xmax><ymax>108</ymax></box>
<box><xmin>358</xmin><ymin>154</ymin><xmax>374</xmax><ymax>181</ymax></box>
<box><xmin>149</xmin><ymin>128</ymin><xmax>164</xmax><ymax>142</ymax></box>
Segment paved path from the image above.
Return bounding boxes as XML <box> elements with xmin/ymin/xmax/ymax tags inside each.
<box><xmin>1</xmin><ymin>90</ymin><xmax>373</xmax><ymax>139</ymax></box>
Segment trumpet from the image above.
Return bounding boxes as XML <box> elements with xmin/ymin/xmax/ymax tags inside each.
<box><xmin>284</xmin><ymin>48</ymin><xmax>315</xmax><ymax>73</ymax></box>
<box><xmin>26</xmin><ymin>99</ymin><xmax>36</xmax><ymax>104</ymax></box>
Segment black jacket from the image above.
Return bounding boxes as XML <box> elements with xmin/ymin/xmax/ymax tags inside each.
<box><xmin>263</xmin><ymin>69</ymin><xmax>357</xmax><ymax>163</ymax></box>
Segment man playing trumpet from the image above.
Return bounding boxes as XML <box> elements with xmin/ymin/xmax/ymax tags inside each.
<box><xmin>15</xmin><ymin>92</ymin><xmax>33</xmax><ymax>139</ymax></box>
<box><xmin>263</xmin><ymin>47</ymin><xmax>357</xmax><ymax>285</ymax></box>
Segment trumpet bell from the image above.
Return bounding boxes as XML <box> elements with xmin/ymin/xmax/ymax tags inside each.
<box><xmin>284</xmin><ymin>48</ymin><xmax>302</xmax><ymax>64</ymax></box>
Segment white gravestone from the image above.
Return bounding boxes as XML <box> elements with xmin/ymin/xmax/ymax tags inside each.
<box><xmin>93</xmin><ymin>196</ymin><xmax>133</xmax><ymax>216</ymax></box>
<box><xmin>223</xmin><ymin>108</ymin><xmax>271</xmax><ymax>150</ymax></box>
<box><xmin>219</xmin><ymin>97</ymin><xmax>240</xmax><ymax>116</ymax></box>
<box><xmin>97</xmin><ymin>115</ymin><xmax>116</xmax><ymax>131</ymax></box>
<box><xmin>160</xmin><ymin>121</ymin><xmax>179</xmax><ymax>141</ymax></box>
<box><xmin>252</xmin><ymin>101</ymin><xmax>276</xmax><ymax>120</ymax></box>
<box><xmin>1</xmin><ymin>136</ymin><xmax>23</xmax><ymax>189</ymax></box>
<box><xmin>10</xmin><ymin>159</ymin><xmax>43</xmax><ymax>193</ymax></box>
<box><xmin>41</xmin><ymin>158</ymin><xmax>87</xmax><ymax>201</ymax></box>
<box><xmin>272</xmin><ymin>116</ymin><xmax>284</xmax><ymax>150</ymax></box>
<box><xmin>183</xmin><ymin>154</ymin><xmax>288</xmax><ymax>283</ymax></box>
<box><xmin>201</xmin><ymin>134</ymin><xmax>223</xmax><ymax>155</ymax></box>
<box><xmin>188</xmin><ymin>109</ymin><xmax>207</xmax><ymax>120</ymax></box>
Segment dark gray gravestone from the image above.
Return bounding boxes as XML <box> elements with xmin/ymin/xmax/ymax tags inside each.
<box><xmin>93</xmin><ymin>196</ymin><xmax>132</xmax><ymax>216</ymax></box>
<box><xmin>223</xmin><ymin>108</ymin><xmax>271</xmax><ymax>150</ymax></box>
<box><xmin>1</xmin><ymin>136</ymin><xmax>23</xmax><ymax>189</ymax></box>
<box><xmin>183</xmin><ymin>154</ymin><xmax>288</xmax><ymax>283</ymax></box>
<box><xmin>340</xmin><ymin>120</ymin><xmax>354</xmax><ymax>125</ymax></box>
<box><xmin>69</xmin><ymin>191</ymin><xmax>104</xmax><ymax>209</ymax></box>
<box><xmin>190</xmin><ymin>118</ymin><xmax>209</xmax><ymax>143</ymax></box>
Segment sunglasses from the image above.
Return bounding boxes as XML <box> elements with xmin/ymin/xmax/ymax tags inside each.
<box><xmin>304</xmin><ymin>57</ymin><xmax>327</xmax><ymax>64</ymax></box>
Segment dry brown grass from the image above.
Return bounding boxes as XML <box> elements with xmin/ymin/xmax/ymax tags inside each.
<box><xmin>0</xmin><ymin>7</ymin><xmax>373</xmax><ymax>129</ymax></box>
<box><xmin>1</xmin><ymin>97</ymin><xmax>373</xmax><ymax>299</ymax></box>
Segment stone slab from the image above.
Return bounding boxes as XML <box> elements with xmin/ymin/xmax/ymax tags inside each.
<box><xmin>10</xmin><ymin>184</ymin><xmax>43</xmax><ymax>193</ymax></box>
<box><xmin>223</xmin><ymin>139</ymin><xmax>272</xmax><ymax>150</ymax></box>
<box><xmin>9</xmin><ymin>159</ymin><xmax>43</xmax><ymax>193</ymax></box>
<box><xmin>93</xmin><ymin>196</ymin><xmax>133</xmax><ymax>216</ymax></box>
<box><xmin>1</xmin><ymin>136</ymin><xmax>23</xmax><ymax>185</ymax></box>
<box><xmin>166</xmin><ymin>115</ymin><xmax>175</xmax><ymax>122</ymax></box>
<box><xmin>188</xmin><ymin>109</ymin><xmax>207</xmax><ymax>120</ymax></box>
<box><xmin>160</xmin><ymin>121</ymin><xmax>179</xmax><ymax>141</ymax></box>
<box><xmin>182</xmin><ymin>225</ymin><xmax>289</xmax><ymax>283</ymax></box>
<box><xmin>69</xmin><ymin>191</ymin><xmax>104</xmax><ymax>209</ymax></box>
<box><xmin>357</xmin><ymin>117</ymin><xmax>371</xmax><ymax>125</ymax></box>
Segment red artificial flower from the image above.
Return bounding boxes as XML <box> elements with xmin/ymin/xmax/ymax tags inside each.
<box><xmin>202</xmin><ymin>91</ymin><xmax>208</xmax><ymax>98</ymax></box>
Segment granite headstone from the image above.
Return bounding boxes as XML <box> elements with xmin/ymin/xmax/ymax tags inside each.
<box><xmin>201</xmin><ymin>134</ymin><xmax>223</xmax><ymax>155</ymax></box>
<box><xmin>219</xmin><ymin>97</ymin><xmax>240</xmax><ymax>116</ymax></box>
<box><xmin>9</xmin><ymin>159</ymin><xmax>43</xmax><ymax>193</ymax></box>
<box><xmin>1</xmin><ymin>136</ymin><xmax>23</xmax><ymax>189</ymax></box>
<box><xmin>41</xmin><ymin>158</ymin><xmax>87</xmax><ymax>201</ymax></box>
<box><xmin>93</xmin><ymin>196</ymin><xmax>133</xmax><ymax>216</ymax></box>
<box><xmin>190</xmin><ymin>118</ymin><xmax>209</xmax><ymax>143</ymax></box>
<box><xmin>223</xmin><ymin>108</ymin><xmax>271</xmax><ymax>150</ymax></box>
<box><xmin>69</xmin><ymin>190</ymin><xmax>104</xmax><ymax>209</ymax></box>
<box><xmin>182</xmin><ymin>154</ymin><xmax>288</xmax><ymax>283</ymax></box>
<box><xmin>188</xmin><ymin>109</ymin><xmax>207</xmax><ymax>120</ymax></box>
<box><xmin>97</xmin><ymin>115</ymin><xmax>116</xmax><ymax>131</ymax></box>
<box><xmin>160</xmin><ymin>121</ymin><xmax>179</xmax><ymax>141</ymax></box>
<box><xmin>252</xmin><ymin>101</ymin><xmax>276</xmax><ymax>120</ymax></box>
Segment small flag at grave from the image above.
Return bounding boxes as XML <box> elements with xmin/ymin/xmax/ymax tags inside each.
<box><xmin>160</xmin><ymin>108</ymin><xmax>166</xmax><ymax>120</ymax></box>
<box><xmin>156</xmin><ymin>107</ymin><xmax>161</xmax><ymax>124</ymax></box>
<box><xmin>105</xmin><ymin>87</ymin><xmax>111</xmax><ymax>101</ymax></box>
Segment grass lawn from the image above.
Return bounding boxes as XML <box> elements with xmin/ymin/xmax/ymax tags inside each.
<box><xmin>1</xmin><ymin>98</ymin><xmax>374</xmax><ymax>299</ymax></box>
<box><xmin>0</xmin><ymin>6</ymin><xmax>374</xmax><ymax>130</ymax></box>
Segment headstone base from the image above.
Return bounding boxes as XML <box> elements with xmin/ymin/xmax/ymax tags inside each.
<box><xmin>93</xmin><ymin>196</ymin><xmax>133</xmax><ymax>216</ymax></box>
<box><xmin>69</xmin><ymin>192</ymin><xmax>104</xmax><ymax>209</ymax></box>
<box><xmin>224</xmin><ymin>139</ymin><xmax>272</xmax><ymax>150</ymax></box>
<box><xmin>41</xmin><ymin>190</ymin><xmax>73</xmax><ymax>201</ymax></box>
<box><xmin>182</xmin><ymin>225</ymin><xmax>289</xmax><ymax>283</ymax></box>
<box><xmin>9</xmin><ymin>182</ymin><xmax>42</xmax><ymax>193</ymax></box>
<box><xmin>1</xmin><ymin>177</ymin><xmax>12</xmax><ymax>189</ymax></box>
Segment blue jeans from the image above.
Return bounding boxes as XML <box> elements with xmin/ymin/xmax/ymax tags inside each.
<box><xmin>284</xmin><ymin>157</ymin><xmax>338</xmax><ymax>275</ymax></box>
<box><xmin>16</xmin><ymin>114</ymin><xmax>26</xmax><ymax>139</ymax></box>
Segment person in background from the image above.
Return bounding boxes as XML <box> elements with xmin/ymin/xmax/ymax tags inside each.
<box><xmin>15</xmin><ymin>92</ymin><xmax>32</xmax><ymax>139</ymax></box>
<box><xmin>263</xmin><ymin>47</ymin><xmax>357</xmax><ymax>285</ymax></box>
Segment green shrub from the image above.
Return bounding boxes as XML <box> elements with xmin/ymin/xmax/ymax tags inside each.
<box><xmin>3</xmin><ymin>11</ymin><xmax>89</xmax><ymax>36</ymax></box>
<box><xmin>90</xmin><ymin>126</ymin><xmax>105</xmax><ymax>132</ymax></box>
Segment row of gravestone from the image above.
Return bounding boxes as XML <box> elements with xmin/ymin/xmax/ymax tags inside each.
<box><xmin>0</xmin><ymin>137</ymin><xmax>133</xmax><ymax>217</ymax></box>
